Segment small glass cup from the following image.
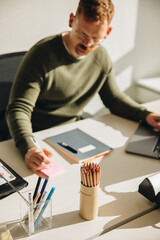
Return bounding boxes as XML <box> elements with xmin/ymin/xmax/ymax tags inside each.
<box><xmin>0</xmin><ymin>225</ymin><xmax>13</xmax><ymax>240</ymax></box>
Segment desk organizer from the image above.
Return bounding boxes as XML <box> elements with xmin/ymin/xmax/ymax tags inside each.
<box><xmin>19</xmin><ymin>190</ymin><xmax>52</xmax><ymax>236</ymax></box>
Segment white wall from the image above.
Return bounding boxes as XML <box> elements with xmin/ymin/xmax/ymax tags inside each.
<box><xmin>1</xmin><ymin>0</ymin><xmax>160</xmax><ymax>115</ymax></box>
<box><xmin>112</xmin><ymin>0</ymin><xmax>160</xmax><ymax>82</ymax></box>
<box><xmin>0</xmin><ymin>0</ymin><xmax>79</xmax><ymax>53</ymax></box>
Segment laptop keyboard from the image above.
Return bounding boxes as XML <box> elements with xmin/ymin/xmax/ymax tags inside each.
<box><xmin>153</xmin><ymin>136</ymin><xmax>160</xmax><ymax>158</ymax></box>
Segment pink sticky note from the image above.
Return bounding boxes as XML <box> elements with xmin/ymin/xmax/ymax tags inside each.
<box><xmin>38</xmin><ymin>162</ymin><xmax>65</xmax><ymax>178</ymax></box>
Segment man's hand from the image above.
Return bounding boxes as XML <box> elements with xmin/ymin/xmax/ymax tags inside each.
<box><xmin>146</xmin><ymin>113</ymin><xmax>160</xmax><ymax>130</ymax></box>
<box><xmin>25</xmin><ymin>147</ymin><xmax>53</xmax><ymax>172</ymax></box>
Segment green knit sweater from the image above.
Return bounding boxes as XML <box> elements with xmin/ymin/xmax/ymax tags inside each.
<box><xmin>6</xmin><ymin>33</ymin><xmax>151</xmax><ymax>156</ymax></box>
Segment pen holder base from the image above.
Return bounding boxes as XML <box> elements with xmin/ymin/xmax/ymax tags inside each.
<box><xmin>79</xmin><ymin>184</ymin><xmax>99</xmax><ymax>221</ymax></box>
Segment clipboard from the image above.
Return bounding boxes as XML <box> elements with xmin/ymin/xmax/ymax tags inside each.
<box><xmin>0</xmin><ymin>158</ymin><xmax>28</xmax><ymax>199</ymax></box>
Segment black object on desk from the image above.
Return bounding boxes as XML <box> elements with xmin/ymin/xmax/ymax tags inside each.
<box><xmin>138</xmin><ymin>172</ymin><xmax>160</xmax><ymax>206</ymax></box>
<box><xmin>57</xmin><ymin>141</ymin><xmax>78</xmax><ymax>154</ymax></box>
<box><xmin>0</xmin><ymin>158</ymin><xmax>28</xmax><ymax>199</ymax></box>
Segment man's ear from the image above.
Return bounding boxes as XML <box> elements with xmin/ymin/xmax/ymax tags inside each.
<box><xmin>104</xmin><ymin>26</ymin><xmax>112</xmax><ymax>38</ymax></box>
<box><xmin>69</xmin><ymin>13</ymin><xmax>75</xmax><ymax>27</ymax></box>
<box><xmin>107</xmin><ymin>26</ymin><xmax>112</xmax><ymax>36</ymax></box>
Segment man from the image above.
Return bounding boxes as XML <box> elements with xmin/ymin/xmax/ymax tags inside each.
<box><xmin>6</xmin><ymin>0</ymin><xmax>160</xmax><ymax>173</ymax></box>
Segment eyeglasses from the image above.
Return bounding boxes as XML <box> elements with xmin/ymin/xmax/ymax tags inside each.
<box><xmin>74</xmin><ymin>30</ymin><xmax>104</xmax><ymax>46</ymax></box>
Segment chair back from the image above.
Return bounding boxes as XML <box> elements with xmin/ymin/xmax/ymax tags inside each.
<box><xmin>0</xmin><ymin>51</ymin><xmax>26</xmax><ymax>141</ymax></box>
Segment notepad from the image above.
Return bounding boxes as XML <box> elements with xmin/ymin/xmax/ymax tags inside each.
<box><xmin>38</xmin><ymin>162</ymin><xmax>65</xmax><ymax>178</ymax></box>
<box><xmin>0</xmin><ymin>164</ymin><xmax>16</xmax><ymax>185</ymax></box>
<box><xmin>44</xmin><ymin>128</ymin><xmax>112</xmax><ymax>163</ymax></box>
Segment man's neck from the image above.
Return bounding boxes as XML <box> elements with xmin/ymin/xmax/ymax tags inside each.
<box><xmin>62</xmin><ymin>32</ymin><xmax>71</xmax><ymax>54</ymax></box>
<box><xmin>62</xmin><ymin>32</ymin><xmax>85</xmax><ymax>59</ymax></box>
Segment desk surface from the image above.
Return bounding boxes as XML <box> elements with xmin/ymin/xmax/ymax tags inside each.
<box><xmin>95</xmin><ymin>208</ymin><xmax>160</xmax><ymax>240</ymax></box>
<box><xmin>0</xmin><ymin>100</ymin><xmax>159</xmax><ymax>239</ymax></box>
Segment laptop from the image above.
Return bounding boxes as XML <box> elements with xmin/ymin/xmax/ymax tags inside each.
<box><xmin>125</xmin><ymin>122</ymin><xmax>160</xmax><ymax>159</ymax></box>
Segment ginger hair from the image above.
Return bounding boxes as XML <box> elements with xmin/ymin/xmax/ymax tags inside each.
<box><xmin>76</xmin><ymin>0</ymin><xmax>114</xmax><ymax>24</ymax></box>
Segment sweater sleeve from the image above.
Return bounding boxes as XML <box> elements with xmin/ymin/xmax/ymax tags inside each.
<box><xmin>6</xmin><ymin>46</ymin><xmax>46</xmax><ymax>157</ymax></box>
<box><xmin>99</xmin><ymin>67</ymin><xmax>151</xmax><ymax>122</ymax></box>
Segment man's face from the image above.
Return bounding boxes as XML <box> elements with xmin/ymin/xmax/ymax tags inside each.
<box><xmin>69</xmin><ymin>13</ymin><xmax>109</xmax><ymax>57</ymax></box>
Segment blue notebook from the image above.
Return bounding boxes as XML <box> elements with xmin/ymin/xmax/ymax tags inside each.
<box><xmin>44</xmin><ymin>128</ymin><xmax>112</xmax><ymax>162</ymax></box>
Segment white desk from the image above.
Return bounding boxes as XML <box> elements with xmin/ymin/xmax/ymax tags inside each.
<box><xmin>95</xmin><ymin>208</ymin><xmax>160</xmax><ymax>240</ymax></box>
<box><xmin>0</xmin><ymin>100</ymin><xmax>159</xmax><ymax>239</ymax></box>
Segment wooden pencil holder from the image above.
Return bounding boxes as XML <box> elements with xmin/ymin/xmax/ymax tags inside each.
<box><xmin>79</xmin><ymin>183</ymin><xmax>99</xmax><ymax>220</ymax></box>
